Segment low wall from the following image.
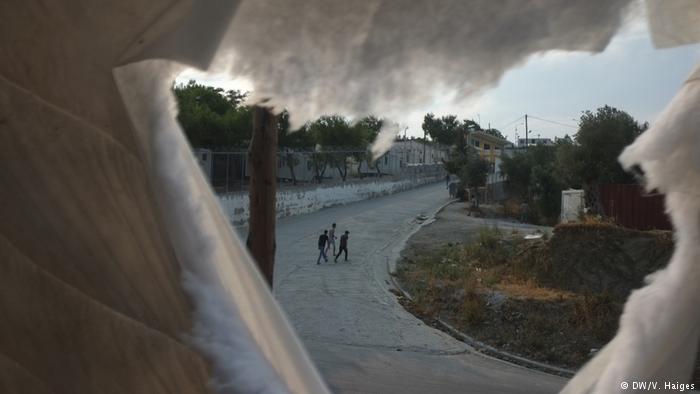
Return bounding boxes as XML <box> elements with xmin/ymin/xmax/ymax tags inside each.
<box><xmin>218</xmin><ymin>175</ymin><xmax>443</xmax><ymax>224</ymax></box>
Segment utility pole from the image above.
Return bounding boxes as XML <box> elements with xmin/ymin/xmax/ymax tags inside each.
<box><xmin>524</xmin><ymin>114</ymin><xmax>529</xmax><ymax>149</ymax></box>
<box><xmin>247</xmin><ymin>106</ymin><xmax>278</xmax><ymax>287</ymax></box>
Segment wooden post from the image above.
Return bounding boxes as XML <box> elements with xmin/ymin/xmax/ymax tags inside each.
<box><xmin>247</xmin><ymin>106</ymin><xmax>278</xmax><ymax>287</ymax></box>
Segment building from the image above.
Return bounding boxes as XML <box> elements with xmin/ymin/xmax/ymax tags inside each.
<box><xmin>467</xmin><ymin>131</ymin><xmax>509</xmax><ymax>162</ymax></box>
<box><xmin>466</xmin><ymin>131</ymin><xmax>509</xmax><ymax>178</ymax></box>
<box><xmin>517</xmin><ymin>137</ymin><xmax>554</xmax><ymax>147</ymax></box>
<box><xmin>391</xmin><ymin>138</ymin><xmax>449</xmax><ymax>166</ymax></box>
<box><xmin>465</xmin><ymin>131</ymin><xmax>511</xmax><ymax>201</ymax></box>
<box><xmin>358</xmin><ymin>138</ymin><xmax>449</xmax><ymax>176</ymax></box>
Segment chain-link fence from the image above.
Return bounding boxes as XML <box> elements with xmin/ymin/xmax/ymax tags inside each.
<box><xmin>193</xmin><ymin>148</ymin><xmax>447</xmax><ymax>194</ymax></box>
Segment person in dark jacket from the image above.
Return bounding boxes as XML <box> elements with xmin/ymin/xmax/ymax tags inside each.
<box><xmin>334</xmin><ymin>231</ymin><xmax>349</xmax><ymax>262</ymax></box>
<box><xmin>317</xmin><ymin>230</ymin><xmax>329</xmax><ymax>264</ymax></box>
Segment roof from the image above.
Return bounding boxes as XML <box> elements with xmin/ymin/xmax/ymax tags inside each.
<box><xmin>469</xmin><ymin>131</ymin><xmax>509</xmax><ymax>145</ymax></box>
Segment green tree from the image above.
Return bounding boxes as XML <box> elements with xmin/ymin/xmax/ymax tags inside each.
<box><xmin>500</xmin><ymin>144</ymin><xmax>562</xmax><ymax>224</ymax></box>
<box><xmin>278</xmin><ymin>110</ymin><xmax>315</xmax><ymax>185</ymax></box>
<box><xmin>422</xmin><ymin>114</ymin><xmax>489</xmax><ymax>148</ymax></box>
<box><xmin>173</xmin><ymin>80</ymin><xmax>252</xmax><ymax>148</ymax></box>
<box><xmin>530</xmin><ymin>162</ymin><xmax>564</xmax><ymax>222</ymax></box>
<box><xmin>482</xmin><ymin>128</ymin><xmax>505</xmax><ymax>139</ymax></box>
<box><xmin>422</xmin><ymin>113</ymin><xmax>463</xmax><ymax>146</ymax></box>
<box><xmin>443</xmin><ymin>144</ymin><xmax>489</xmax><ymax>201</ymax></box>
<box><xmin>499</xmin><ymin>151</ymin><xmax>532</xmax><ymax>199</ymax></box>
<box><xmin>307</xmin><ymin>115</ymin><xmax>368</xmax><ymax>182</ymax></box>
<box><xmin>460</xmin><ymin>153</ymin><xmax>490</xmax><ymax>191</ymax></box>
<box><xmin>500</xmin><ymin>106</ymin><xmax>645</xmax><ymax>224</ymax></box>
<box><xmin>354</xmin><ymin>115</ymin><xmax>383</xmax><ymax>177</ymax></box>
<box><xmin>553</xmin><ymin>135</ymin><xmax>583</xmax><ymax>189</ymax></box>
<box><xmin>573</xmin><ymin>105</ymin><xmax>646</xmax><ymax>184</ymax></box>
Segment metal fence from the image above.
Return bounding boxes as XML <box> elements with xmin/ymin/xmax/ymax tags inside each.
<box><xmin>210</xmin><ymin>152</ymin><xmax>247</xmax><ymax>193</ymax></box>
<box><xmin>598</xmin><ymin>184</ymin><xmax>672</xmax><ymax>231</ymax></box>
<box><xmin>194</xmin><ymin>149</ymin><xmax>447</xmax><ymax>194</ymax></box>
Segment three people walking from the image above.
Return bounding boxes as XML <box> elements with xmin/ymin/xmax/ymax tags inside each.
<box><xmin>317</xmin><ymin>225</ymin><xmax>349</xmax><ymax>264</ymax></box>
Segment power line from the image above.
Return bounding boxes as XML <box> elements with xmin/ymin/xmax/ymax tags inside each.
<box><xmin>497</xmin><ymin>115</ymin><xmax>524</xmax><ymax>130</ymax></box>
<box><xmin>527</xmin><ymin>115</ymin><xmax>577</xmax><ymax>129</ymax></box>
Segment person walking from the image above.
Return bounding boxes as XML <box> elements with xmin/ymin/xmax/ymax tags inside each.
<box><xmin>445</xmin><ymin>174</ymin><xmax>450</xmax><ymax>189</ymax></box>
<box><xmin>317</xmin><ymin>230</ymin><xmax>329</xmax><ymax>264</ymax></box>
<box><xmin>335</xmin><ymin>231</ymin><xmax>349</xmax><ymax>262</ymax></box>
<box><xmin>325</xmin><ymin>223</ymin><xmax>337</xmax><ymax>255</ymax></box>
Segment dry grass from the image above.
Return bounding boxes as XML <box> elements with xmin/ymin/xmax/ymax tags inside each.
<box><xmin>495</xmin><ymin>278</ymin><xmax>576</xmax><ymax>301</ymax></box>
<box><xmin>396</xmin><ymin>217</ymin><xmax>685</xmax><ymax>373</ymax></box>
<box><xmin>570</xmin><ymin>292</ymin><xmax>621</xmax><ymax>342</ymax></box>
<box><xmin>502</xmin><ymin>197</ymin><xmax>524</xmax><ymax>217</ymax></box>
<box><xmin>396</xmin><ymin>227</ymin><xmax>550</xmax><ymax>325</ymax></box>
<box><xmin>579</xmin><ymin>214</ymin><xmax>616</xmax><ymax>225</ymax></box>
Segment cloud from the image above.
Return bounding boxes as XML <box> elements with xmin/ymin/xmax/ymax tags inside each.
<box><xmin>208</xmin><ymin>0</ymin><xmax>633</xmax><ymax>129</ymax></box>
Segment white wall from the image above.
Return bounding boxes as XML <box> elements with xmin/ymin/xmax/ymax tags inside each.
<box><xmin>218</xmin><ymin>175</ymin><xmax>444</xmax><ymax>225</ymax></box>
<box><xmin>560</xmin><ymin>189</ymin><xmax>585</xmax><ymax>223</ymax></box>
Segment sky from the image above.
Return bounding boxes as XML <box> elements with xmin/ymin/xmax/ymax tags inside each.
<box><xmin>177</xmin><ymin>4</ymin><xmax>700</xmax><ymax>143</ymax></box>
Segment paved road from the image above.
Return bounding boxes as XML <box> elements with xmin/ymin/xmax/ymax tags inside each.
<box><xmin>273</xmin><ymin>182</ymin><xmax>566</xmax><ymax>393</ymax></box>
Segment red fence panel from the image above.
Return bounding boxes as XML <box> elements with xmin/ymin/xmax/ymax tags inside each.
<box><xmin>598</xmin><ymin>184</ymin><xmax>672</xmax><ymax>231</ymax></box>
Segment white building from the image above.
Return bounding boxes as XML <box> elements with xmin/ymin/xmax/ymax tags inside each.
<box><xmin>358</xmin><ymin>138</ymin><xmax>449</xmax><ymax>176</ymax></box>
<box><xmin>517</xmin><ymin>137</ymin><xmax>554</xmax><ymax>147</ymax></box>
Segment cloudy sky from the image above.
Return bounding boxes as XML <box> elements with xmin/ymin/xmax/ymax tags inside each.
<box><xmin>177</xmin><ymin>5</ymin><xmax>700</xmax><ymax>143</ymax></box>
<box><xmin>413</xmin><ymin>12</ymin><xmax>700</xmax><ymax>143</ymax></box>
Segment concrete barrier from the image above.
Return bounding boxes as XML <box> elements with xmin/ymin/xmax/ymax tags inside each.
<box><xmin>218</xmin><ymin>175</ymin><xmax>443</xmax><ymax>224</ymax></box>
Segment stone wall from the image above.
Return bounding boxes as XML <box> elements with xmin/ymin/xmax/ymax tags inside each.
<box><xmin>218</xmin><ymin>175</ymin><xmax>443</xmax><ymax>224</ymax></box>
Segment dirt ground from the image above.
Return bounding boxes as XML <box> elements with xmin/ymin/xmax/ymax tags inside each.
<box><xmin>396</xmin><ymin>201</ymin><xmax>698</xmax><ymax>382</ymax></box>
<box><xmin>400</xmin><ymin>202</ymin><xmax>548</xmax><ymax>261</ymax></box>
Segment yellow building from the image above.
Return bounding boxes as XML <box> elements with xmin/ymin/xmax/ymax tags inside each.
<box><xmin>465</xmin><ymin>131</ymin><xmax>511</xmax><ymax>202</ymax></box>
<box><xmin>466</xmin><ymin>130</ymin><xmax>509</xmax><ymax>164</ymax></box>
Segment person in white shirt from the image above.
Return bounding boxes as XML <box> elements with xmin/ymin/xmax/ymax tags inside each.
<box><xmin>325</xmin><ymin>222</ymin><xmax>337</xmax><ymax>255</ymax></box>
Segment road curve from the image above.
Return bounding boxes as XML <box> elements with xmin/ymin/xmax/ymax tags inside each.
<box><xmin>273</xmin><ymin>182</ymin><xmax>567</xmax><ymax>393</ymax></box>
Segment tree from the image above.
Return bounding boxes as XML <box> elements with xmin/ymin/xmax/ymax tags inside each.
<box><xmin>278</xmin><ymin>110</ymin><xmax>314</xmax><ymax>185</ymax></box>
<box><xmin>422</xmin><ymin>113</ymin><xmax>490</xmax><ymax>148</ymax></box>
<box><xmin>529</xmin><ymin>161</ymin><xmax>564</xmax><ymax>222</ymax></box>
<box><xmin>500</xmin><ymin>144</ymin><xmax>561</xmax><ymax>224</ymax></box>
<box><xmin>553</xmin><ymin>135</ymin><xmax>583</xmax><ymax>189</ymax></box>
<box><xmin>309</xmin><ymin>115</ymin><xmax>367</xmax><ymax>181</ymax></box>
<box><xmin>482</xmin><ymin>128</ymin><xmax>505</xmax><ymax>139</ymax></box>
<box><xmin>500</xmin><ymin>151</ymin><xmax>532</xmax><ymax>199</ymax></box>
<box><xmin>354</xmin><ymin>115</ymin><xmax>383</xmax><ymax>177</ymax></box>
<box><xmin>443</xmin><ymin>142</ymin><xmax>489</xmax><ymax>201</ymax></box>
<box><xmin>173</xmin><ymin>80</ymin><xmax>252</xmax><ymax>148</ymax></box>
<box><xmin>422</xmin><ymin>113</ymin><xmax>464</xmax><ymax>146</ymax></box>
<box><xmin>499</xmin><ymin>106</ymin><xmax>646</xmax><ymax>224</ymax></box>
<box><xmin>573</xmin><ymin>105</ymin><xmax>646</xmax><ymax>184</ymax></box>
<box><xmin>460</xmin><ymin>152</ymin><xmax>490</xmax><ymax>191</ymax></box>
<box><xmin>462</xmin><ymin>120</ymin><xmax>481</xmax><ymax>133</ymax></box>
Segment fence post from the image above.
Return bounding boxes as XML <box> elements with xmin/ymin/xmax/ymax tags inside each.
<box><xmin>241</xmin><ymin>152</ymin><xmax>245</xmax><ymax>189</ymax></box>
<box><xmin>225</xmin><ymin>153</ymin><xmax>230</xmax><ymax>193</ymax></box>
